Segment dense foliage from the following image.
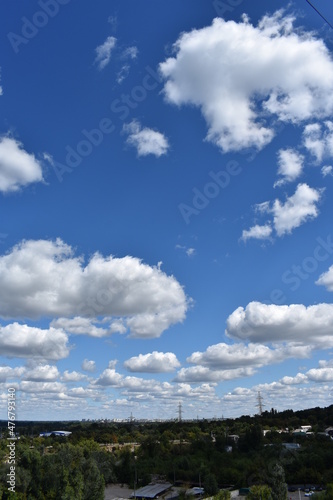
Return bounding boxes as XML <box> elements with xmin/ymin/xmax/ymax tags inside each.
<box><xmin>0</xmin><ymin>404</ymin><xmax>332</xmax><ymax>499</ymax></box>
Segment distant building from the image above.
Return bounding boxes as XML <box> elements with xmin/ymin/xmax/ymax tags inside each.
<box><xmin>282</xmin><ymin>442</ymin><xmax>301</xmax><ymax>450</ymax></box>
<box><xmin>39</xmin><ymin>431</ymin><xmax>72</xmax><ymax>437</ymax></box>
<box><xmin>185</xmin><ymin>487</ymin><xmax>204</xmax><ymax>497</ymax></box>
<box><xmin>228</xmin><ymin>434</ymin><xmax>239</xmax><ymax>443</ymax></box>
<box><xmin>131</xmin><ymin>483</ymin><xmax>172</xmax><ymax>499</ymax></box>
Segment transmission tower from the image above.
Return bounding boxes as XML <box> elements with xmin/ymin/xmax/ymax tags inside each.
<box><xmin>256</xmin><ymin>391</ymin><xmax>265</xmax><ymax>416</ymax></box>
<box><xmin>178</xmin><ymin>401</ymin><xmax>182</xmax><ymax>422</ymax></box>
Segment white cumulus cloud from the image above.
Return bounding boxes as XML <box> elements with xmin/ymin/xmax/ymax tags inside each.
<box><xmin>174</xmin><ymin>341</ymin><xmax>311</xmax><ymax>383</ymax></box>
<box><xmin>241</xmin><ymin>224</ymin><xmax>272</xmax><ymax>242</ymax></box>
<box><xmin>0</xmin><ymin>323</ymin><xmax>69</xmax><ymax>360</ymax></box>
<box><xmin>316</xmin><ymin>265</ymin><xmax>333</xmax><ymax>291</ymax></box>
<box><xmin>303</xmin><ymin>121</ymin><xmax>333</xmax><ymax>162</ymax></box>
<box><xmin>274</xmin><ymin>149</ymin><xmax>304</xmax><ymax>187</ymax></box>
<box><xmin>174</xmin><ymin>366</ymin><xmax>256</xmax><ymax>383</ymax></box>
<box><xmin>51</xmin><ymin>317</ymin><xmax>126</xmax><ymax>337</ymax></box>
<box><xmin>0</xmin><ymin>239</ymin><xmax>188</xmax><ymax>338</ymax></box>
<box><xmin>81</xmin><ymin>359</ymin><xmax>96</xmax><ymax>373</ymax></box>
<box><xmin>0</xmin><ymin>137</ymin><xmax>44</xmax><ymax>193</ymax></box>
<box><xmin>306</xmin><ymin>367</ymin><xmax>333</xmax><ymax>382</ymax></box>
<box><xmin>244</xmin><ymin>183</ymin><xmax>323</xmax><ymax>240</ymax></box>
<box><xmin>24</xmin><ymin>364</ymin><xmax>59</xmax><ymax>382</ymax></box>
<box><xmin>226</xmin><ymin>301</ymin><xmax>333</xmax><ymax>348</ymax></box>
<box><xmin>62</xmin><ymin>370</ymin><xmax>86</xmax><ymax>382</ymax></box>
<box><xmin>123</xmin><ymin>120</ymin><xmax>169</xmax><ymax>157</ymax></box>
<box><xmin>124</xmin><ymin>351</ymin><xmax>181</xmax><ymax>373</ymax></box>
<box><xmin>271</xmin><ymin>183</ymin><xmax>322</xmax><ymax>236</ymax></box>
<box><xmin>159</xmin><ymin>10</ymin><xmax>333</xmax><ymax>153</ymax></box>
<box><xmin>0</xmin><ymin>366</ymin><xmax>25</xmax><ymax>382</ymax></box>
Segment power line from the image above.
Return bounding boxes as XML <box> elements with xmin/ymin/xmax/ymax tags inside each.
<box><xmin>306</xmin><ymin>0</ymin><xmax>333</xmax><ymax>30</ymax></box>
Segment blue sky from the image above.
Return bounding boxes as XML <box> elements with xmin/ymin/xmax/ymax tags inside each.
<box><xmin>1</xmin><ymin>0</ymin><xmax>333</xmax><ymax>421</ymax></box>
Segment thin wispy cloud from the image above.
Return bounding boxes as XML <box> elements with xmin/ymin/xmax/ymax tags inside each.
<box><xmin>94</xmin><ymin>36</ymin><xmax>117</xmax><ymax>70</ymax></box>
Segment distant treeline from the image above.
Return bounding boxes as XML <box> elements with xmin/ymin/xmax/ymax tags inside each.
<box><xmin>0</xmin><ymin>404</ymin><xmax>332</xmax><ymax>499</ymax></box>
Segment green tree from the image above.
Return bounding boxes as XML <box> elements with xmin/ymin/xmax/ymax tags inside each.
<box><xmin>248</xmin><ymin>485</ymin><xmax>272</xmax><ymax>500</ymax></box>
<box><xmin>204</xmin><ymin>473</ymin><xmax>218</xmax><ymax>495</ymax></box>
<box><xmin>269</xmin><ymin>464</ymin><xmax>287</xmax><ymax>500</ymax></box>
<box><xmin>214</xmin><ymin>491</ymin><xmax>231</xmax><ymax>500</ymax></box>
<box><xmin>82</xmin><ymin>457</ymin><xmax>105</xmax><ymax>500</ymax></box>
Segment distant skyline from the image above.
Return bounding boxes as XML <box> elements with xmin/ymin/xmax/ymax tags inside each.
<box><xmin>1</xmin><ymin>0</ymin><xmax>333</xmax><ymax>421</ymax></box>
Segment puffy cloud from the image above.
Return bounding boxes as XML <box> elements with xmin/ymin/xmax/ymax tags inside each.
<box><xmin>280</xmin><ymin>373</ymin><xmax>308</xmax><ymax>385</ymax></box>
<box><xmin>95</xmin><ymin>36</ymin><xmax>116</xmax><ymax>70</ymax></box>
<box><xmin>0</xmin><ymin>366</ymin><xmax>25</xmax><ymax>382</ymax></box>
<box><xmin>271</xmin><ymin>183</ymin><xmax>322</xmax><ymax>236</ymax></box>
<box><xmin>187</xmin><ymin>342</ymin><xmax>273</xmax><ymax>369</ymax></box>
<box><xmin>316</xmin><ymin>265</ymin><xmax>333</xmax><ymax>292</ymax></box>
<box><xmin>245</xmin><ymin>183</ymin><xmax>323</xmax><ymax>241</ymax></box>
<box><xmin>226</xmin><ymin>301</ymin><xmax>333</xmax><ymax>348</ymax></box>
<box><xmin>19</xmin><ymin>381</ymin><xmax>65</xmax><ymax>393</ymax></box>
<box><xmin>24</xmin><ymin>364</ymin><xmax>59</xmax><ymax>381</ymax></box>
<box><xmin>123</xmin><ymin>120</ymin><xmax>169</xmax><ymax>157</ymax></box>
<box><xmin>306</xmin><ymin>367</ymin><xmax>333</xmax><ymax>382</ymax></box>
<box><xmin>0</xmin><ymin>239</ymin><xmax>188</xmax><ymax>338</ymax></box>
<box><xmin>160</xmin><ymin>11</ymin><xmax>333</xmax><ymax>153</ymax></box>
<box><xmin>124</xmin><ymin>351</ymin><xmax>181</xmax><ymax>373</ymax></box>
<box><xmin>0</xmin><ymin>137</ymin><xmax>44</xmax><ymax>193</ymax></box>
<box><xmin>51</xmin><ymin>317</ymin><xmax>125</xmax><ymax>337</ymax></box>
<box><xmin>303</xmin><ymin>121</ymin><xmax>333</xmax><ymax>162</ymax></box>
<box><xmin>62</xmin><ymin>370</ymin><xmax>86</xmax><ymax>382</ymax></box>
<box><xmin>241</xmin><ymin>224</ymin><xmax>272</xmax><ymax>242</ymax></box>
<box><xmin>81</xmin><ymin>359</ymin><xmax>96</xmax><ymax>373</ymax></box>
<box><xmin>174</xmin><ymin>365</ymin><xmax>256</xmax><ymax>383</ymax></box>
<box><xmin>318</xmin><ymin>359</ymin><xmax>333</xmax><ymax>368</ymax></box>
<box><xmin>126</xmin><ymin>308</ymin><xmax>184</xmax><ymax>338</ymax></box>
<box><xmin>175</xmin><ymin>341</ymin><xmax>311</xmax><ymax>383</ymax></box>
<box><xmin>274</xmin><ymin>149</ymin><xmax>304</xmax><ymax>187</ymax></box>
<box><xmin>67</xmin><ymin>387</ymin><xmax>99</xmax><ymax>398</ymax></box>
<box><xmin>0</xmin><ymin>323</ymin><xmax>69</xmax><ymax>360</ymax></box>
<box><xmin>94</xmin><ymin>366</ymin><xmax>218</xmax><ymax>405</ymax></box>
